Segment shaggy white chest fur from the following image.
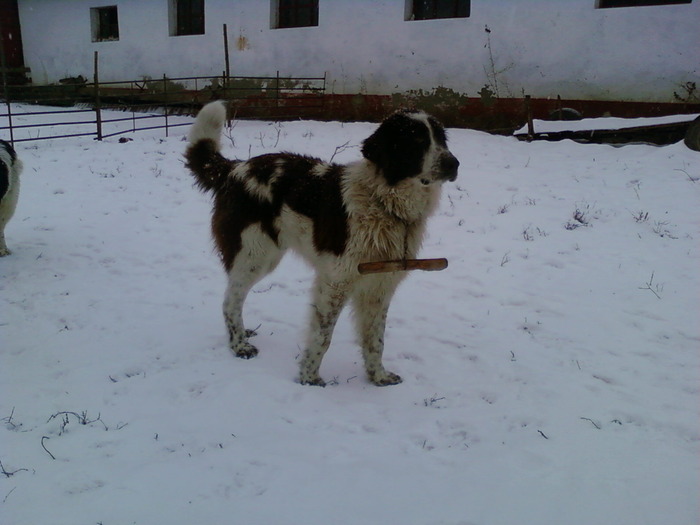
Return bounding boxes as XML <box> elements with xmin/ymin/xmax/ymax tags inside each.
<box><xmin>342</xmin><ymin>161</ymin><xmax>441</xmax><ymax>263</ymax></box>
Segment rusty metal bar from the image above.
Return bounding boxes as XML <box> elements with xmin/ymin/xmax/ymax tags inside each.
<box><xmin>2</xmin><ymin>72</ymin><xmax>326</xmax><ymax>143</ymax></box>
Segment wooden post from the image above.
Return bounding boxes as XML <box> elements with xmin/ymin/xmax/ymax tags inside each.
<box><xmin>556</xmin><ymin>94</ymin><xmax>563</xmax><ymax>120</ymax></box>
<box><xmin>276</xmin><ymin>70</ymin><xmax>280</xmax><ymax>110</ymax></box>
<box><xmin>525</xmin><ymin>94</ymin><xmax>534</xmax><ymax>139</ymax></box>
<box><xmin>163</xmin><ymin>74</ymin><xmax>169</xmax><ymax>137</ymax></box>
<box><xmin>93</xmin><ymin>51</ymin><xmax>102</xmax><ymax>140</ymax></box>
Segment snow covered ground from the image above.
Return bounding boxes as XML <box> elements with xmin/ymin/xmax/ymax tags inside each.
<box><xmin>2</xmin><ymin>105</ymin><xmax>699</xmax><ymax>525</ymax></box>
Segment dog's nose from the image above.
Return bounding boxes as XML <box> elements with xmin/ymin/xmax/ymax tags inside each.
<box><xmin>440</xmin><ymin>154</ymin><xmax>459</xmax><ymax>181</ymax></box>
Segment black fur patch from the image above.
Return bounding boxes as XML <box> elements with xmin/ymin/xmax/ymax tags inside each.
<box><xmin>0</xmin><ymin>140</ymin><xmax>15</xmax><ymax>200</ymax></box>
<box><xmin>0</xmin><ymin>160</ymin><xmax>8</xmax><ymax>200</ymax></box>
<box><xmin>427</xmin><ymin>116</ymin><xmax>448</xmax><ymax>146</ymax></box>
<box><xmin>212</xmin><ymin>179</ymin><xmax>279</xmax><ymax>271</ymax></box>
<box><xmin>274</xmin><ymin>161</ymin><xmax>348</xmax><ymax>255</ymax></box>
<box><xmin>0</xmin><ymin>140</ymin><xmax>17</xmax><ymax>163</ymax></box>
<box><xmin>185</xmin><ymin>139</ymin><xmax>236</xmax><ymax>193</ymax></box>
<box><xmin>361</xmin><ymin>111</ymin><xmax>433</xmax><ymax>185</ymax></box>
<box><xmin>247</xmin><ymin>154</ymin><xmax>282</xmax><ymax>186</ymax></box>
<box><xmin>209</xmin><ymin>153</ymin><xmax>348</xmax><ymax>269</ymax></box>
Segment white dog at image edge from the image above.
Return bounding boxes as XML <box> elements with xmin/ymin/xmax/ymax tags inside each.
<box><xmin>0</xmin><ymin>139</ymin><xmax>22</xmax><ymax>256</ymax></box>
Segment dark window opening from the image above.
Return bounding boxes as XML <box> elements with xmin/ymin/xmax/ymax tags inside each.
<box><xmin>175</xmin><ymin>0</ymin><xmax>205</xmax><ymax>36</ymax></box>
<box><xmin>276</xmin><ymin>0</ymin><xmax>319</xmax><ymax>29</ymax></box>
<box><xmin>598</xmin><ymin>0</ymin><xmax>691</xmax><ymax>7</ymax></box>
<box><xmin>91</xmin><ymin>6</ymin><xmax>119</xmax><ymax>42</ymax></box>
<box><xmin>410</xmin><ymin>0</ymin><xmax>470</xmax><ymax>20</ymax></box>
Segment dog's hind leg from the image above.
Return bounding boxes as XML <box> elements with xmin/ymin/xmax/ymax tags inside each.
<box><xmin>223</xmin><ymin>274</ymin><xmax>259</xmax><ymax>359</ymax></box>
<box><xmin>222</xmin><ymin>227</ymin><xmax>282</xmax><ymax>359</ymax></box>
<box><xmin>298</xmin><ymin>278</ymin><xmax>350</xmax><ymax>386</ymax></box>
<box><xmin>0</xmin><ymin>235</ymin><xmax>9</xmax><ymax>256</ymax></box>
<box><xmin>353</xmin><ymin>285</ymin><xmax>403</xmax><ymax>386</ymax></box>
<box><xmin>0</xmin><ymin>229</ymin><xmax>9</xmax><ymax>256</ymax></box>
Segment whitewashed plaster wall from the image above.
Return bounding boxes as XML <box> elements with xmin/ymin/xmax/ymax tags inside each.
<box><xmin>17</xmin><ymin>0</ymin><xmax>700</xmax><ymax>102</ymax></box>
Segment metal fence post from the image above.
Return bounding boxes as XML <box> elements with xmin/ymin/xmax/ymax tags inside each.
<box><xmin>0</xmin><ymin>31</ymin><xmax>14</xmax><ymax>145</ymax></box>
<box><xmin>163</xmin><ymin>74</ymin><xmax>169</xmax><ymax>137</ymax></box>
<box><xmin>94</xmin><ymin>51</ymin><xmax>102</xmax><ymax>140</ymax></box>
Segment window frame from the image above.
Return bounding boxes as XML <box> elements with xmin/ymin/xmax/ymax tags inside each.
<box><xmin>90</xmin><ymin>6</ymin><xmax>119</xmax><ymax>42</ymax></box>
<box><xmin>597</xmin><ymin>0</ymin><xmax>691</xmax><ymax>8</ymax></box>
<box><xmin>272</xmin><ymin>0</ymin><xmax>319</xmax><ymax>29</ymax></box>
<box><xmin>170</xmin><ymin>0</ymin><xmax>205</xmax><ymax>37</ymax></box>
<box><xmin>406</xmin><ymin>0</ymin><xmax>471</xmax><ymax>21</ymax></box>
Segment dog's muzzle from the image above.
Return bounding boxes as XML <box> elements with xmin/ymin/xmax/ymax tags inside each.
<box><xmin>439</xmin><ymin>153</ymin><xmax>459</xmax><ymax>182</ymax></box>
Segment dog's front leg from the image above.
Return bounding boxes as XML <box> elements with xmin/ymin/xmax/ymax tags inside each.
<box><xmin>299</xmin><ymin>279</ymin><xmax>349</xmax><ymax>387</ymax></box>
<box><xmin>354</xmin><ymin>290</ymin><xmax>402</xmax><ymax>386</ymax></box>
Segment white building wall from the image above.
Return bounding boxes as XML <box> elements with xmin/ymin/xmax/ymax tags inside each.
<box><xmin>16</xmin><ymin>0</ymin><xmax>700</xmax><ymax>102</ymax></box>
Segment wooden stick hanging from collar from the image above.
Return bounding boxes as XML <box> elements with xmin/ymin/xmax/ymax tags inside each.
<box><xmin>358</xmin><ymin>258</ymin><xmax>448</xmax><ymax>275</ymax></box>
<box><xmin>357</xmin><ymin>218</ymin><xmax>449</xmax><ymax>274</ymax></box>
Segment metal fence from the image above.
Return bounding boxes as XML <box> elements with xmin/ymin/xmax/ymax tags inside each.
<box><xmin>1</xmin><ymin>72</ymin><xmax>326</xmax><ymax>145</ymax></box>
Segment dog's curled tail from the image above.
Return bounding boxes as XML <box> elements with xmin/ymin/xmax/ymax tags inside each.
<box><xmin>185</xmin><ymin>101</ymin><xmax>230</xmax><ymax>193</ymax></box>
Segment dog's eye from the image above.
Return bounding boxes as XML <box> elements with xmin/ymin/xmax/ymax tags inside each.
<box><xmin>414</xmin><ymin>135</ymin><xmax>429</xmax><ymax>147</ymax></box>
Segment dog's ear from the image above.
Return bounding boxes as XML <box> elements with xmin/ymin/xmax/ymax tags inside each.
<box><xmin>362</xmin><ymin>111</ymin><xmax>415</xmax><ymax>166</ymax></box>
<box><xmin>362</xmin><ymin>127</ymin><xmax>405</xmax><ymax>185</ymax></box>
<box><xmin>361</xmin><ymin>126</ymin><xmax>386</xmax><ymax>166</ymax></box>
<box><xmin>362</xmin><ymin>112</ymin><xmax>427</xmax><ymax>185</ymax></box>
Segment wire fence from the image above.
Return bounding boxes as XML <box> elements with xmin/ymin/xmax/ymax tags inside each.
<box><xmin>1</xmin><ymin>72</ymin><xmax>326</xmax><ymax>145</ymax></box>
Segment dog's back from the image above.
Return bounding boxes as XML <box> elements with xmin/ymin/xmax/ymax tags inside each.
<box><xmin>0</xmin><ymin>139</ymin><xmax>22</xmax><ymax>255</ymax></box>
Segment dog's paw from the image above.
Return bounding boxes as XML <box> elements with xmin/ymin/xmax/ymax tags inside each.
<box><xmin>232</xmin><ymin>341</ymin><xmax>259</xmax><ymax>359</ymax></box>
<box><xmin>369</xmin><ymin>370</ymin><xmax>403</xmax><ymax>386</ymax></box>
<box><xmin>298</xmin><ymin>374</ymin><xmax>326</xmax><ymax>387</ymax></box>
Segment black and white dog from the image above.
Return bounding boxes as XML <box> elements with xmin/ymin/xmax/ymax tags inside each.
<box><xmin>185</xmin><ymin>101</ymin><xmax>458</xmax><ymax>386</ymax></box>
<box><xmin>0</xmin><ymin>140</ymin><xmax>22</xmax><ymax>256</ymax></box>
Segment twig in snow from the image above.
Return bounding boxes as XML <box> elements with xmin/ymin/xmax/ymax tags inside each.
<box><xmin>638</xmin><ymin>272</ymin><xmax>662</xmax><ymax>299</ymax></box>
<box><xmin>47</xmin><ymin>410</ymin><xmax>107</xmax><ymax>431</ymax></box>
<box><xmin>3</xmin><ymin>487</ymin><xmax>17</xmax><ymax>504</ymax></box>
<box><xmin>628</xmin><ymin>209</ymin><xmax>650</xmax><ymax>223</ymax></box>
<box><xmin>651</xmin><ymin>221</ymin><xmax>678</xmax><ymax>239</ymax></box>
<box><xmin>674</xmin><ymin>168</ymin><xmax>697</xmax><ymax>183</ymax></box>
<box><xmin>580</xmin><ymin>417</ymin><xmax>601</xmax><ymax>430</ymax></box>
<box><xmin>273</xmin><ymin>122</ymin><xmax>283</xmax><ymax>148</ymax></box>
<box><xmin>222</xmin><ymin>112</ymin><xmax>238</xmax><ymax>148</ymax></box>
<box><xmin>2</xmin><ymin>407</ymin><xmax>20</xmax><ymax>430</ymax></box>
<box><xmin>41</xmin><ymin>436</ymin><xmax>56</xmax><ymax>460</ymax></box>
<box><xmin>329</xmin><ymin>141</ymin><xmax>352</xmax><ymax>163</ymax></box>
<box><xmin>0</xmin><ymin>459</ymin><xmax>28</xmax><ymax>478</ymax></box>
<box><xmin>423</xmin><ymin>395</ymin><xmax>446</xmax><ymax>407</ymax></box>
<box><xmin>537</xmin><ymin>430</ymin><xmax>549</xmax><ymax>440</ymax></box>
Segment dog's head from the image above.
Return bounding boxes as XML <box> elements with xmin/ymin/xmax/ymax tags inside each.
<box><xmin>361</xmin><ymin>110</ymin><xmax>459</xmax><ymax>187</ymax></box>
